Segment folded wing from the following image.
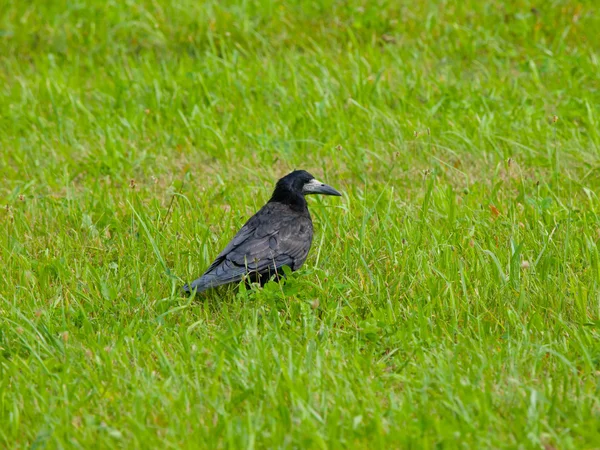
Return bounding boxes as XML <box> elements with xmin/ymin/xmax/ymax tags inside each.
<box><xmin>184</xmin><ymin>203</ymin><xmax>313</xmax><ymax>293</ymax></box>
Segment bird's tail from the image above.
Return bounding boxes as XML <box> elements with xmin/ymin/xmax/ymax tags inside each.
<box><xmin>182</xmin><ymin>274</ymin><xmax>232</xmax><ymax>295</ymax></box>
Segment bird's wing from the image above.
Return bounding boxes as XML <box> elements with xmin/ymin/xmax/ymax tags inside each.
<box><xmin>185</xmin><ymin>203</ymin><xmax>313</xmax><ymax>292</ymax></box>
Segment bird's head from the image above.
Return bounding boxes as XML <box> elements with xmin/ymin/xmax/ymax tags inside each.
<box><xmin>269</xmin><ymin>170</ymin><xmax>341</xmax><ymax>205</ymax></box>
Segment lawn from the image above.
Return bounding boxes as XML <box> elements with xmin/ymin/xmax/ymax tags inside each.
<box><xmin>1</xmin><ymin>0</ymin><xmax>600</xmax><ymax>448</ymax></box>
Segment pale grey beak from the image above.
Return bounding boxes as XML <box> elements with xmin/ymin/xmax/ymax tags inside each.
<box><xmin>302</xmin><ymin>178</ymin><xmax>342</xmax><ymax>196</ymax></box>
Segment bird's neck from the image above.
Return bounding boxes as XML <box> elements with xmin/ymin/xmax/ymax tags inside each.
<box><xmin>268</xmin><ymin>190</ymin><xmax>308</xmax><ymax>212</ymax></box>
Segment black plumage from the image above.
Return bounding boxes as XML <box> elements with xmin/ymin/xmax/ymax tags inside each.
<box><xmin>183</xmin><ymin>170</ymin><xmax>341</xmax><ymax>294</ymax></box>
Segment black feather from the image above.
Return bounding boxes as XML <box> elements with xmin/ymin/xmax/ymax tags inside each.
<box><xmin>183</xmin><ymin>170</ymin><xmax>340</xmax><ymax>294</ymax></box>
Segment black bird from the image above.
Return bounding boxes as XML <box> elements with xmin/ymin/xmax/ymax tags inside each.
<box><xmin>183</xmin><ymin>170</ymin><xmax>341</xmax><ymax>294</ymax></box>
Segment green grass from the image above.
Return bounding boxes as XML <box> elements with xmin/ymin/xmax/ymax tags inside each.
<box><xmin>1</xmin><ymin>0</ymin><xmax>600</xmax><ymax>447</ymax></box>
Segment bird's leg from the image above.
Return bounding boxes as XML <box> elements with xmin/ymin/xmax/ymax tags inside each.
<box><xmin>246</xmin><ymin>266</ymin><xmax>287</xmax><ymax>288</ymax></box>
<box><xmin>244</xmin><ymin>270</ymin><xmax>269</xmax><ymax>289</ymax></box>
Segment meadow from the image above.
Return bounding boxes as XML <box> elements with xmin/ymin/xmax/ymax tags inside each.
<box><xmin>1</xmin><ymin>0</ymin><xmax>600</xmax><ymax>447</ymax></box>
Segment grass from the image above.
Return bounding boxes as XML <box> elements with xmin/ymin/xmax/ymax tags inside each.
<box><xmin>1</xmin><ymin>0</ymin><xmax>600</xmax><ymax>447</ymax></box>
